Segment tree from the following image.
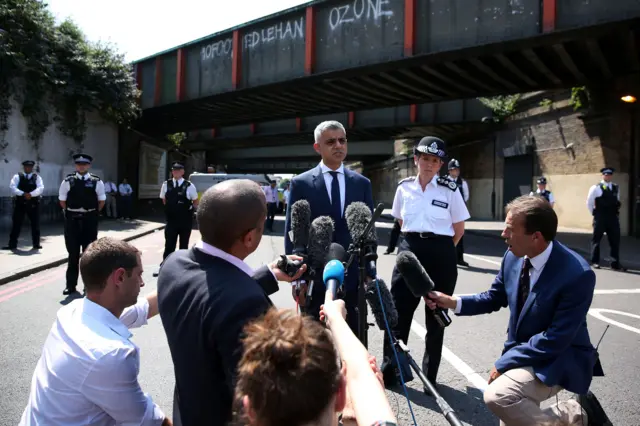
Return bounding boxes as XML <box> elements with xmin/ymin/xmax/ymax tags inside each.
<box><xmin>0</xmin><ymin>0</ymin><xmax>140</xmax><ymax>151</ymax></box>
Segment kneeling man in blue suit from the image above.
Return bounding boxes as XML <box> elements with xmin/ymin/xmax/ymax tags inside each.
<box><xmin>428</xmin><ymin>195</ymin><xmax>603</xmax><ymax>425</ymax></box>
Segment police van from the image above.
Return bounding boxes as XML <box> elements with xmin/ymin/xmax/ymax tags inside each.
<box><xmin>188</xmin><ymin>173</ymin><xmax>273</xmax><ymax>199</ymax></box>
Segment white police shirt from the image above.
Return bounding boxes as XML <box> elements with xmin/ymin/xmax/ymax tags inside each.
<box><xmin>391</xmin><ymin>175</ymin><xmax>470</xmax><ymax>237</ymax></box>
<box><xmin>159</xmin><ymin>178</ymin><xmax>198</xmax><ymax>200</ymax></box>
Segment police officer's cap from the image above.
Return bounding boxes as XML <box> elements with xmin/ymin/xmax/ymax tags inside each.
<box><xmin>600</xmin><ymin>167</ymin><xmax>614</xmax><ymax>175</ymax></box>
<box><xmin>22</xmin><ymin>160</ymin><xmax>35</xmax><ymax>167</ymax></box>
<box><xmin>171</xmin><ymin>162</ymin><xmax>185</xmax><ymax>170</ymax></box>
<box><xmin>448</xmin><ymin>159</ymin><xmax>460</xmax><ymax>170</ymax></box>
<box><xmin>537</xmin><ymin>177</ymin><xmax>547</xmax><ymax>184</ymax></box>
<box><xmin>414</xmin><ymin>136</ymin><xmax>447</xmax><ymax>159</ymax></box>
<box><xmin>73</xmin><ymin>154</ymin><xmax>93</xmax><ymax>164</ymax></box>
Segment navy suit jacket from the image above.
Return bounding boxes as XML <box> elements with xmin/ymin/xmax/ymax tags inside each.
<box><xmin>284</xmin><ymin>165</ymin><xmax>374</xmax><ymax>290</ymax></box>
<box><xmin>458</xmin><ymin>241</ymin><xmax>597</xmax><ymax>394</ymax></box>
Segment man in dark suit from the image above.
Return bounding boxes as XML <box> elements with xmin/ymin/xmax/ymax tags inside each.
<box><xmin>427</xmin><ymin>195</ymin><xmax>607</xmax><ymax>425</ymax></box>
<box><xmin>157</xmin><ymin>179</ymin><xmax>306</xmax><ymax>426</ymax></box>
<box><xmin>284</xmin><ymin>120</ymin><xmax>375</xmax><ymax>334</ymax></box>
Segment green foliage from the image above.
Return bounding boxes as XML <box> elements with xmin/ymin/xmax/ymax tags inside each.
<box><xmin>166</xmin><ymin>132</ymin><xmax>187</xmax><ymax>147</ymax></box>
<box><xmin>478</xmin><ymin>94</ymin><xmax>522</xmax><ymax>119</ymax></box>
<box><xmin>569</xmin><ymin>86</ymin><xmax>589</xmax><ymax>111</ymax></box>
<box><xmin>0</xmin><ymin>0</ymin><xmax>140</xmax><ymax>149</ymax></box>
<box><xmin>539</xmin><ymin>98</ymin><xmax>553</xmax><ymax>108</ymax></box>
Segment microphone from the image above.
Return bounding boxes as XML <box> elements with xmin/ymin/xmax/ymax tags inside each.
<box><xmin>307</xmin><ymin>216</ymin><xmax>335</xmax><ymax>272</ymax></box>
<box><xmin>278</xmin><ymin>200</ymin><xmax>312</xmax><ymax>278</ymax></box>
<box><xmin>290</xmin><ymin>199</ymin><xmax>311</xmax><ymax>256</ymax></box>
<box><xmin>364</xmin><ymin>277</ymin><xmax>398</xmax><ymax>330</ymax></box>
<box><xmin>345</xmin><ymin>202</ymin><xmax>380</xmax><ymax>276</ymax></box>
<box><xmin>396</xmin><ymin>251</ymin><xmax>452</xmax><ymax>328</ymax></box>
<box><xmin>323</xmin><ymin>258</ymin><xmax>345</xmax><ymax>300</ymax></box>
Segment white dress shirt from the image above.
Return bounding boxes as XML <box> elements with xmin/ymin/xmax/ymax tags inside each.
<box><xmin>586</xmin><ymin>181</ymin><xmax>620</xmax><ymax>214</ymax></box>
<box><xmin>262</xmin><ymin>185</ymin><xmax>279</xmax><ymax>204</ymax></box>
<box><xmin>119</xmin><ymin>183</ymin><xmax>133</xmax><ymax>196</ymax></box>
<box><xmin>454</xmin><ymin>242</ymin><xmax>554</xmax><ymax>313</ymax></box>
<box><xmin>460</xmin><ymin>179</ymin><xmax>469</xmax><ymax>203</ymax></box>
<box><xmin>529</xmin><ymin>189</ymin><xmax>555</xmax><ymax>204</ymax></box>
<box><xmin>58</xmin><ymin>173</ymin><xmax>107</xmax><ymax>203</ymax></box>
<box><xmin>391</xmin><ymin>175</ymin><xmax>470</xmax><ymax>236</ymax></box>
<box><xmin>284</xmin><ymin>189</ymin><xmax>290</xmax><ymax>203</ymax></box>
<box><xmin>320</xmin><ymin>161</ymin><xmax>346</xmax><ymax>216</ymax></box>
<box><xmin>10</xmin><ymin>173</ymin><xmax>44</xmax><ymax>197</ymax></box>
<box><xmin>19</xmin><ymin>298</ymin><xmax>165</xmax><ymax>426</ymax></box>
<box><xmin>195</xmin><ymin>240</ymin><xmax>279</xmax><ymax>284</ymax></box>
<box><xmin>104</xmin><ymin>182</ymin><xmax>117</xmax><ymax>194</ymax></box>
<box><xmin>159</xmin><ymin>178</ymin><xmax>198</xmax><ymax>200</ymax></box>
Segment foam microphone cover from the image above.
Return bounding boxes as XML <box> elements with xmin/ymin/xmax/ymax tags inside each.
<box><xmin>290</xmin><ymin>199</ymin><xmax>311</xmax><ymax>251</ymax></box>
<box><xmin>345</xmin><ymin>202</ymin><xmax>377</xmax><ymax>244</ymax></box>
<box><xmin>326</xmin><ymin>242</ymin><xmax>346</xmax><ymax>263</ymax></box>
<box><xmin>395</xmin><ymin>251</ymin><xmax>435</xmax><ymax>298</ymax></box>
<box><xmin>307</xmin><ymin>216</ymin><xmax>335</xmax><ymax>271</ymax></box>
<box><xmin>364</xmin><ymin>278</ymin><xmax>398</xmax><ymax>329</ymax></box>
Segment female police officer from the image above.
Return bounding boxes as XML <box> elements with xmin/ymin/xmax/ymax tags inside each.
<box><xmin>381</xmin><ymin>136</ymin><xmax>470</xmax><ymax>392</ymax></box>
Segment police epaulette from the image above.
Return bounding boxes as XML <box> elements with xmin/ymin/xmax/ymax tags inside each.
<box><xmin>397</xmin><ymin>176</ymin><xmax>415</xmax><ymax>185</ymax></box>
<box><xmin>437</xmin><ymin>177</ymin><xmax>458</xmax><ymax>191</ymax></box>
<box><xmin>89</xmin><ymin>174</ymin><xmax>100</xmax><ymax>180</ymax></box>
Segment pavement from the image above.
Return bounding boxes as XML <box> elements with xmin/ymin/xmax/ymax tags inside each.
<box><xmin>380</xmin><ymin>209</ymin><xmax>640</xmax><ymax>271</ymax></box>
<box><xmin>0</xmin><ymin>218</ymin><xmax>166</xmax><ymax>286</ymax></box>
<box><xmin>1</xmin><ymin>215</ymin><xmax>639</xmax><ymax>426</ymax></box>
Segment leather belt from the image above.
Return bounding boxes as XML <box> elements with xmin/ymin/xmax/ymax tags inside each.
<box><xmin>404</xmin><ymin>232</ymin><xmax>451</xmax><ymax>239</ymax></box>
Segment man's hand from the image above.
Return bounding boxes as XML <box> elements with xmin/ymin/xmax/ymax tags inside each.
<box><xmin>488</xmin><ymin>366</ymin><xmax>501</xmax><ymax>384</ymax></box>
<box><xmin>24</xmin><ymin>193</ymin><xmax>31</xmax><ymax>200</ymax></box>
<box><xmin>368</xmin><ymin>355</ymin><xmax>384</xmax><ymax>389</ymax></box>
<box><xmin>269</xmin><ymin>255</ymin><xmax>307</xmax><ymax>282</ymax></box>
<box><xmin>424</xmin><ymin>291</ymin><xmax>457</xmax><ymax>310</ymax></box>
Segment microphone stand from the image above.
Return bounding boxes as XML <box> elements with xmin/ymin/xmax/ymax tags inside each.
<box><xmin>392</xmin><ymin>337</ymin><xmax>463</xmax><ymax>426</ymax></box>
<box><xmin>344</xmin><ymin>203</ymin><xmax>385</xmax><ymax>348</ymax></box>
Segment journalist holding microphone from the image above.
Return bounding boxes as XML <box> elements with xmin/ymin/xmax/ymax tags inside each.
<box><xmin>426</xmin><ymin>195</ymin><xmax>607</xmax><ymax>425</ymax></box>
<box><xmin>381</xmin><ymin>136</ymin><xmax>470</xmax><ymax>391</ymax></box>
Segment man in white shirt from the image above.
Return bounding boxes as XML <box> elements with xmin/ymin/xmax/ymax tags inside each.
<box><xmin>3</xmin><ymin>160</ymin><xmax>44</xmax><ymax>250</ymax></box>
<box><xmin>104</xmin><ymin>178</ymin><xmax>118</xmax><ymax>218</ymax></box>
<box><xmin>262</xmin><ymin>181</ymin><xmax>279</xmax><ymax>232</ymax></box>
<box><xmin>20</xmin><ymin>237</ymin><xmax>171</xmax><ymax>426</ymax></box>
<box><xmin>119</xmin><ymin>178</ymin><xmax>134</xmax><ymax>219</ymax></box>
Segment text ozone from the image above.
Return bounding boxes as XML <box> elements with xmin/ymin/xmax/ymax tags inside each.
<box><xmin>201</xmin><ymin>39</ymin><xmax>232</xmax><ymax>62</ymax></box>
<box><xmin>329</xmin><ymin>0</ymin><xmax>394</xmax><ymax>31</ymax></box>
<box><xmin>244</xmin><ymin>17</ymin><xmax>304</xmax><ymax>50</ymax></box>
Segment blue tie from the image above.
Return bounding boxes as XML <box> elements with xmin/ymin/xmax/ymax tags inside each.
<box><xmin>329</xmin><ymin>171</ymin><xmax>341</xmax><ymax>222</ymax></box>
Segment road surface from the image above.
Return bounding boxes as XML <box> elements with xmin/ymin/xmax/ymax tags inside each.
<box><xmin>1</xmin><ymin>220</ymin><xmax>638</xmax><ymax>425</ymax></box>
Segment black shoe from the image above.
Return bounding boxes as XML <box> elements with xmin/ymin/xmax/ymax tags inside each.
<box><xmin>63</xmin><ymin>288</ymin><xmax>76</xmax><ymax>295</ymax></box>
<box><xmin>574</xmin><ymin>391</ymin><xmax>613</xmax><ymax>425</ymax></box>
<box><xmin>2</xmin><ymin>245</ymin><xmax>16</xmax><ymax>250</ymax></box>
<box><xmin>592</xmin><ymin>263</ymin><xmax>600</xmax><ymax>269</ymax></box>
<box><xmin>32</xmin><ymin>245</ymin><xmax>42</xmax><ymax>250</ymax></box>
<box><xmin>457</xmin><ymin>260</ymin><xmax>469</xmax><ymax>267</ymax></box>
<box><xmin>610</xmin><ymin>262</ymin><xmax>627</xmax><ymax>272</ymax></box>
<box><xmin>384</xmin><ymin>249</ymin><xmax>394</xmax><ymax>255</ymax></box>
<box><xmin>381</xmin><ymin>362</ymin><xmax>398</xmax><ymax>389</ymax></box>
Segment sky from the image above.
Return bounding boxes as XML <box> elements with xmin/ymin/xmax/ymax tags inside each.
<box><xmin>44</xmin><ymin>0</ymin><xmax>311</xmax><ymax>62</ymax></box>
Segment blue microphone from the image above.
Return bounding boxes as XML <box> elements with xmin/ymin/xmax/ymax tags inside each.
<box><xmin>323</xmin><ymin>259</ymin><xmax>345</xmax><ymax>300</ymax></box>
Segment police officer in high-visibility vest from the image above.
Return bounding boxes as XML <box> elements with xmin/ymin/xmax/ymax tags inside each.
<box><xmin>529</xmin><ymin>177</ymin><xmax>555</xmax><ymax>208</ymax></box>
<box><xmin>381</xmin><ymin>136</ymin><xmax>470</xmax><ymax>392</ymax></box>
<box><xmin>445</xmin><ymin>158</ymin><xmax>469</xmax><ymax>267</ymax></box>
<box><xmin>587</xmin><ymin>167</ymin><xmax>626</xmax><ymax>271</ymax></box>
<box><xmin>160</xmin><ymin>162</ymin><xmax>199</xmax><ymax>261</ymax></box>
<box><xmin>58</xmin><ymin>154</ymin><xmax>106</xmax><ymax>295</ymax></box>
<box><xmin>3</xmin><ymin>160</ymin><xmax>44</xmax><ymax>250</ymax></box>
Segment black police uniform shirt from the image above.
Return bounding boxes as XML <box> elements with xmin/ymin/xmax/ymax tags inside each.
<box><xmin>586</xmin><ymin>181</ymin><xmax>620</xmax><ymax>215</ymax></box>
<box><xmin>10</xmin><ymin>173</ymin><xmax>44</xmax><ymax>199</ymax></box>
<box><xmin>58</xmin><ymin>173</ymin><xmax>106</xmax><ymax>211</ymax></box>
<box><xmin>391</xmin><ymin>175</ymin><xmax>470</xmax><ymax>236</ymax></box>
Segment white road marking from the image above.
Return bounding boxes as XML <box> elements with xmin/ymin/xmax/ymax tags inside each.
<box><xmin>464</xmin><ymin>254</ymin><xmax>501</xmax><ymax>266</ymax></box>
<box><xmin>410</xmin><ymin>321</ymin><xmax>488</xmax><ymax>392</ymax></box>
<box><xmin>588</xmin><ymin>308</ymin><xmax>640</xmax><ymax>335</ymax></box>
